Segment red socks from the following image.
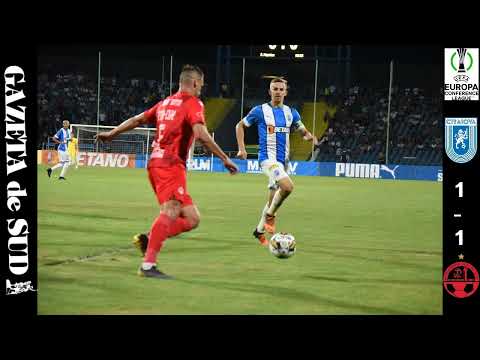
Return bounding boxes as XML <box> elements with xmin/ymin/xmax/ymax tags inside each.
<box><xmin>144</xmin><ymin>215</ymin><xmax>194</xmax><ymax>264</ymax></box>
<box><xmin>144</xmin><ymin>214</ymin><xmax>174</xmax><ymax>263</ymax></box>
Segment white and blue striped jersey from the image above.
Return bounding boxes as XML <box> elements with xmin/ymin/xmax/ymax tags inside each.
<box><xmin>54</xmin><ymin>128</ymin><xmax>71</xmax><ymax>152</ymax></box>
<box><xmin>242</xmin><ymin>103</ymin><xmax>304</xmax><ymax>164</ymax></box>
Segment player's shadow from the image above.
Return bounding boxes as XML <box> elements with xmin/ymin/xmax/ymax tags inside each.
<box><xmin>176</xmin><ymin>278</ymin><xmax>409</xmax><ymax>314</ymax></box>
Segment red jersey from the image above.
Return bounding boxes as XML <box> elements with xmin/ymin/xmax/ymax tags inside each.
<box><xmin>144</xmin><ymin>91</ymin><xmax>206</xmax><ymax>168</ymax></box>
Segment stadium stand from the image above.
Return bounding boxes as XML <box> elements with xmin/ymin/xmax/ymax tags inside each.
<box><xmin>38</xmin><ymin>70</ymin><xmax>442</xmax><ymax>166</ymax></box>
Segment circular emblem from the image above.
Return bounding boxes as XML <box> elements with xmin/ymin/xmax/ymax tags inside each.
<box><xmin>443</xmin><ymin>261</ymin><xmax>480</xmax><ymax>299</ymax></box>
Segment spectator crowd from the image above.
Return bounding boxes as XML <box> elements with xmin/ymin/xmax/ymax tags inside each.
<box><xmin>38</xmin><ymin>71</ymin><xmax>442</xmax><ymax>165</ymax></box>
<box><xmin>313</xmin><ymin>86</ymin><xmax>442</xmax><ymax>165</ymax></box>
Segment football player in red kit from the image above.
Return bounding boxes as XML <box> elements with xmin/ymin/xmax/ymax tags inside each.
<box><xmin>95</xmin><ymin>65</ymin><xmax>238</xmax><ymax>279</ymax></box>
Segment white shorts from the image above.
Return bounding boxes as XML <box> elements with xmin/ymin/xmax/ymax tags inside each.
<box><xmin>58</xmin><ymin>150</ymin><xmax>71</xmax><ymax>164</ymax></box>
<box><xmin>261</xmin><ymin>159</ymin><xmax>290</xmax><ymax>190</ymax></box>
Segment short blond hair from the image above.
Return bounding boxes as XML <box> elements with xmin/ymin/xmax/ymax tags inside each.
<box><xmin>270</xmin><ymin>77</ymin><xmax>287</xmax><ymax>86</ymax></box>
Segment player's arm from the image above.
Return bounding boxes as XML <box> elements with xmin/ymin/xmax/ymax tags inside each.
<box><xmin>95</xmin><ymin>113</ymin><xmax>150</xmax><ymax>143</ymax></box>
<box><xmin>297</xmin><ymin>125</ymin><xmax>317</xmax><ymax>144</ymax></box>
<box><xmin>235</xmin><ymin>120</ymin><xmax>248</xmax><ymax>159</ymax></box>
<box><xmin>193</xmin><ymin>124</ymin><xmax>238</xmax><ymax>174</ymax></box>
<box><xmin>51</xmin><ymin>130</ymin><xmax>63</xmax><ymax>145</ymax></box>
<box><xmin>235</xmin><ymin>107</ymin><xmax>258</xmax><ymax>159</ymax></box>
<box><xmin>292</xmin><ymin>109</ymin><xmax>318</xmax><ymax>145</ymax></box>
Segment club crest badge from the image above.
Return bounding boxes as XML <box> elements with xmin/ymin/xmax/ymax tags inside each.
<box><xmin>445</xmin><ymin>118</ymin><xmax>477</xmax><ymax>163</ymax></box>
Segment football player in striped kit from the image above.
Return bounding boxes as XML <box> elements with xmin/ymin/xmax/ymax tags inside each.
<box><xmin>47</xmin><ymin>120</ymin><xmax>72</xmax><ymax>180</ymax></box>
<box><xmin>236</xmin><ymin>77</ymin><xmax>317</xmax><ymax>246</ymax></box>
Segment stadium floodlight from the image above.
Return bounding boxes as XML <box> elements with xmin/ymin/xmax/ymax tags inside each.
<box><xmin>386</xmin><ymin>60</ymin><xmax>394</xmax><ymax>164</ymax></box>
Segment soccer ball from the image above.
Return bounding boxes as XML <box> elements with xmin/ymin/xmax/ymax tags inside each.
<box><xmin>269</xmin><ymin>232</ymin><xmax>296</xmax><ymax>259</ymax></box>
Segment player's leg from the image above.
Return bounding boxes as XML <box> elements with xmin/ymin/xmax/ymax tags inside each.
<box><xmin>267</xmin><ymin>177</ymin><xmax>294</xmax><ymax>215</ymax></box>
<box><xmin>133</xmin><ymin>169</ymin><xmax>160</xmax><ymax>255</ymax></box>
<box><xmin>49</xmin><ymin>162</ymin><xmax>62</xmax><ymax>170</ymax></box>
<box><xmin>59</xmin><ymin>163</ymin><xmax>69</xmax><ymax>179</ymax></box>
<box><xmin>139</xmin><ymin>199</ymin><xmax>181</xmax><ymax>279</ymax></box>
<box><xmin>133</xmin><ymin>202</ymin><xmax>199</xmax><ymax>254</ymax></box>
<box><xmin>253</xmin><ymin>187</ymin><xmax>276</xmax><ymax>246</ymax></box>
<box><xmin>253</xmin><ymin>160</ymin><xmax>280</xmax><ymax>245</ymax></box>
<box><xmin>48</xmin><ymin>151</ymin><xmax>64</xmax><ymax>175</ymax></box>
<box><xmin>138</xmin><ymin>165</ymin><xmax>192</xmax><ymax>278</ymax></box>
<box><xmin>255</xmin><ymin>201</ymin><xmax>270</xmax><ymax>232</ymax></box>
<box><xmin>157</xmin><ymin>166</ymin><xmax>198</xmax><ymax>238</ymax></box>
<box><xmin>59</xmin><ymin>151</ymin><xmax>70</xmax><ymax>179</ymax></box>
<box><xmin>133</xmin><ymin>204</ymin><xmax>199</xmax><ymax>256</ymax></box>
<box><xmin>264</xmin><ymin>165</ymin><xmax>294</xmax><ymax>234</ymax></box>
<box><xmin>168</xmin><ymin>204</ymin><xmax>200</xmax><ymax>237</ymax></box>
<box><xmin>133</xmin><ymin>184</ymin><xmax>199</xmax><ymax>255</ymax></box>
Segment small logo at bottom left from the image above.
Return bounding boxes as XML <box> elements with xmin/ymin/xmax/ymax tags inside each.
<box><xmin>6</xmin><ymin>279</ymin><xmax>37</xmax><ymax>295</ymax></box>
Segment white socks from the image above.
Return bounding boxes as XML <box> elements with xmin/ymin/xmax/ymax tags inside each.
<box><xmin>59</xmin><ymin>162</ymin><xmax>70</xmax><ymax>178</ymax></box>
<box><xmin>267</xmin><ymin>190</ymin><xmax>285</xmax><ymax>216</ymax></box>
<box><xmin>142</xmin><ymin>262</ymin><xmax>156</xmax><ymax>270</ymax></box>
<box><xmin>51</xmin><ymin>163</ymin><xmax>63</xmax><ymax>171</ymax></box>
<box><xmin>256</xmin><ymin>203</ymin><xmax>270</xmax><ymax>233</ymax></box>
<box><xmin>51</xmin><ymin>162</ymin><xmax>69</xmax><ymax>178</ymax></box>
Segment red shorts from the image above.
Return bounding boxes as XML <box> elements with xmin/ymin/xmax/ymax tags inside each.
<box><xmin>147</xmin><ymin>164</ymin><xmax>193</xmax><ymax>206</ymax></box>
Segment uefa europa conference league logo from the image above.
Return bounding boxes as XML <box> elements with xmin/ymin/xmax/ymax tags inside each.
<box><xmin>444</xmin><ymin>48</ymin><xmax>479</xmax><ymax>101</ymax></box>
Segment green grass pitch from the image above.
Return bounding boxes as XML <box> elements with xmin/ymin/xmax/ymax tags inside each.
<box><xmin>37</xmin><ymin>165</ymin><xmax>442</xmax><ymax>314</ymax></box>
